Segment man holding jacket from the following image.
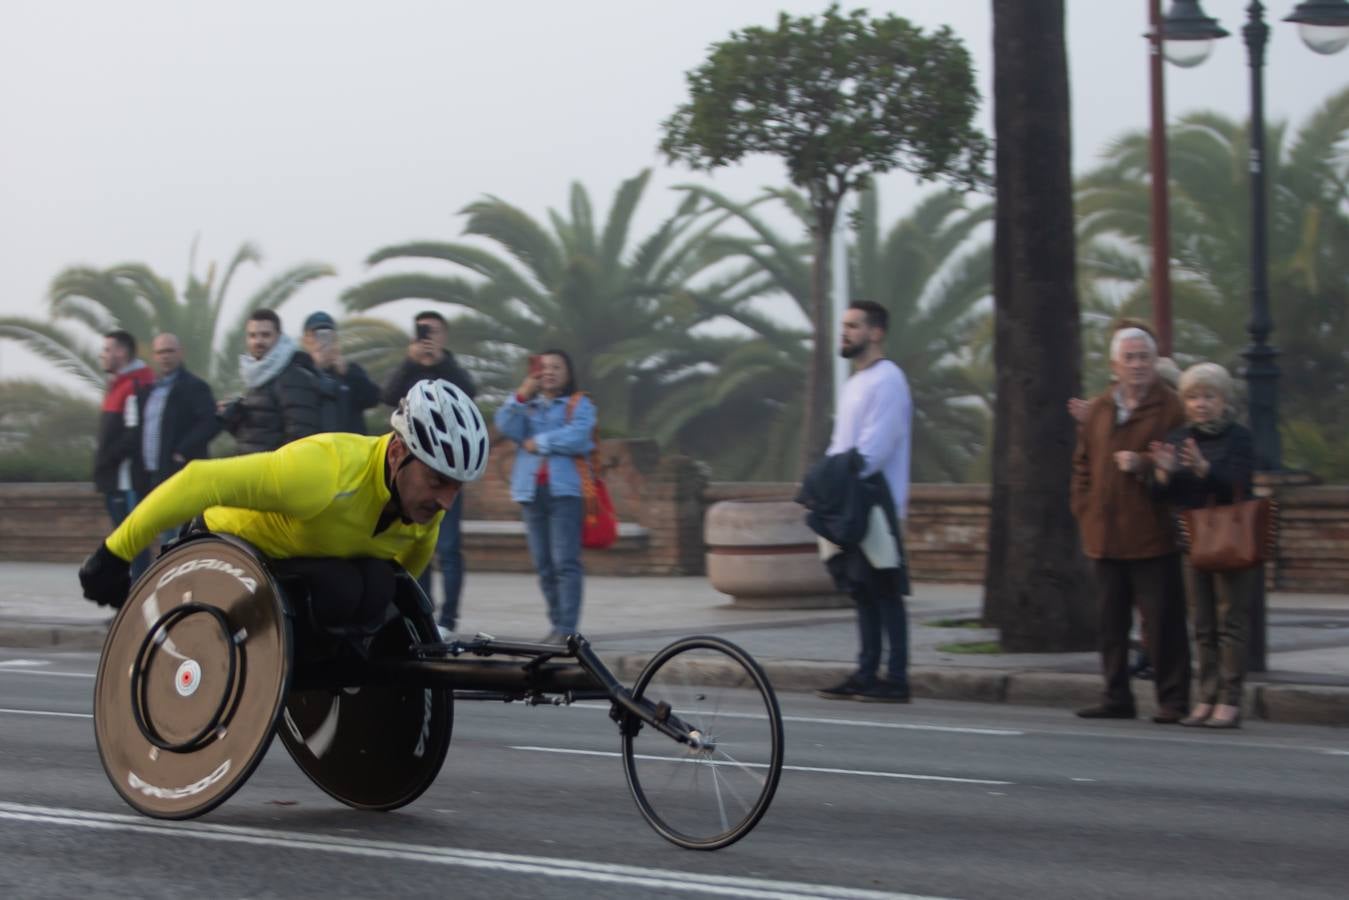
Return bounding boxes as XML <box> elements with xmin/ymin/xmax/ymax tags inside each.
<box><xmin>807</xmin><ymin>301</ymin><xmax>913</xmax><ymax>704</ymax></box>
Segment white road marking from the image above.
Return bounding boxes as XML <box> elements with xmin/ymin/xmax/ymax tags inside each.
<box><xmin>0</xmin><ymin>707</ymin><xmax>91</xmax><ymax>719</ymax></box>
<box><xmin>0</xmin><ymin>659</ymin><xmax>51</xmax><ymax>668</ymax></box>
<box><xmin>0</xmin><ymin>669</ymin><xmax>95</xmax><ymax>679</ymax></box>
<box><xmin>510</xmin><ymin>746</ymin><xmax>1014</xmax><ymax>786</ymax></box>
<box><xmin>781</xmin><ymin>714</ymin><xmax>1021</xmax><ymax>737</ymax></box>
<box><xmin>571</xmin><ymin>703</ymin><xmax>1022</xmax><ymax>736</ymax></box>
<box><xmin>0</xmin><ymin>801</ymin><xmax>957</xmax><ymax>900</ymax></box>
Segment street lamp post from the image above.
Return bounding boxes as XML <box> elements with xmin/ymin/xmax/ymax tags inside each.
<box><xmin>1160</xmin><ymin>0</ymin><xmax>1349</xmax><ymax>671</ymax></box>
<box><xmin>1146</xmin><ymin>0</ymin><xmax>1176</xmax><ymax>357</ymax></box>
<box><xmin>1161</xmin><ymin>0</ymin><xmax>1349</xmax><ymax>470</ymax></box>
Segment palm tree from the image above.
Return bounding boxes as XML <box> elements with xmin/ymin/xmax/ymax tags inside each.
<box><xmin>669</xmin><ymin>182</ymin><xmax>994</xmax><ymax>481</ymax></box>
<box><xmin>342</xmin><ymin>169</ymin><xmax>737</xmax><ymax>434</ymax></box>
<box><xmin>1075</xmin><ymin>86</ymin><xmax>1349</xmax><ymax>457</ymax></box>
<box><xmin>0</xmin><ymin>241</ymin><xmax>335</xmax><ymax>396</ymax></box>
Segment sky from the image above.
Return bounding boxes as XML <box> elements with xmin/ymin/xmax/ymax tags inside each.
<box><xmin>1</xmin><ymin>0</ymin><xmax>1344</xmax><ymax>392</ymax></box>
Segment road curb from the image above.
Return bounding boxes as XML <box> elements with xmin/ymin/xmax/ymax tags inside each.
<box><xmin>604</xmin><ymin>652</ymin><xmax>1348</xmax><ymax>726</ymax></box>
<box><xmin>4</xmin><ymin>627</ymin><xmax>1346</xmax><ymax>727</ymax></box>
<box><xmin>1257</xmin><ymin>684</ymin><xmax>1349</xmax><ymax>726</ymax></box>
<box><xmin>0</xmin><ymin>623</ymin><xmax>107</xmax><ymax>652</ymax></box>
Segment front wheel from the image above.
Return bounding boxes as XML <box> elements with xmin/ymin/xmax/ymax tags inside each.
<box><xmin>621</xmin><ymin>636</ymin><xmax>784</xmax><ymax>850</ymax></box>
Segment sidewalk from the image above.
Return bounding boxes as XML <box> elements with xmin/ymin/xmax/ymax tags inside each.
<box><xmin>2</xmin><ymin>562</ymin><xmax>1346</xmax><ymax>726</ymax></box>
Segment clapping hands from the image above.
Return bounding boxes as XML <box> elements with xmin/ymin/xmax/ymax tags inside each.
<box><xmin>1148</xmin><ymin>437</ymin><xmax>1210</xmax><ymax>478</ymax></box>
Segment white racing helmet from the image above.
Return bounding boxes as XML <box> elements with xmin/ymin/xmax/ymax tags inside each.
<box><xmin>390</xmin><ymin>379</ymin><xmax>489</xmax><ymax>482</ymax></box>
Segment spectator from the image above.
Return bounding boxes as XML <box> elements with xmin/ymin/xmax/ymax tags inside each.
<box><xmin>135</xmin><ymin>332</ymin><xmax>219</xmax><ymax>495</ymax></box>
<box><xmin>1150</xmin><ymin>362</ymin><xmax>1255</xmax><ymax>729</ymax></box>
<box><xmin>1072</xmin><ymin>327</ymin><xmax>1191</xmax><ymax>723</ymax></box>
<box><xmin>1066</xmin><ymin>320</ymin><xmax>1179</xmax><ymax>681</ymax></box>
<box><xmin>809</xmin><ymin>301</ymin><xmax>913</xmax><ymax>703</ymax></box>
<box><xmin>301</xmin><ymin>311</ymin><xmax>379</xmax><ymax>434</ymax></box>
<box><xmin>494</xmin><ymin>350</ymin><xmax>595</xmax><ymax>642</ymax></box>
<box><xmin>382</xmin><ymin>310</ymin><xmax>477</xmax><ymax>632</ymax></box>
<box><xmin>218</xmin><ymin>308</ymin><xmax>322</xmax><ymax>454</ymax></box>
<box><xmin>94</xmin><ymin>330</ymin><xmax>155</xmax><ymax>578</ymax></box>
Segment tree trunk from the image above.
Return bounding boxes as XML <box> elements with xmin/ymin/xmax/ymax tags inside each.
<box><xmin>983</xmin><ymin>0</ymin><xmax>1094</xmax><ymax>651</ymax></box>
<box><xmin>798</xmin><ymin>206</ymin><xmax>837</xmax><ymax>477</ymax></box>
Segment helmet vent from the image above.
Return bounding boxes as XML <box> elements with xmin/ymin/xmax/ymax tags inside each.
<box><xmin>412</xmin><ymin>420</ymin><xmax>433</xmax><ymax>453</ymax></box>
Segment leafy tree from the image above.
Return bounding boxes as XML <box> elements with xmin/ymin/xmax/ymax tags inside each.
<box><xmin>0</xmin><ymin>242</ymin><xmax>335</xmax><ymax>397</ymax></box>
<box><xmin>342</xmin><ymin>169</ymin><xmax>735</xmax><ymax>434</ymax></box>
<box><xmin>660</xmin><ymin>4</ymin><xmax>988</xmax><ymax>473</ymax></box>
<box><xmin>982</xmin><ymin>0</ymin><xmax>1093</xmax><ymax>651</ymax></box>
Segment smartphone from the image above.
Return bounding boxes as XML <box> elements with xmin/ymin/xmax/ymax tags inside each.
<box><xmin>416</xmin><ymin>323</ymin><xmax>432</xmax><ymax>341</ymax></box>
<box><xmin>528</xmin><ymin>354</ymin><xmax>543</xmax><ymax>377</ymax></box>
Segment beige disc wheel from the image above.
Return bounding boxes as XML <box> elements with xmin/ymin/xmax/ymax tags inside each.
<box><xmin>94</xmin><ymin>534</ymin><xmax>292</xmax><ymax>820</ymax></box>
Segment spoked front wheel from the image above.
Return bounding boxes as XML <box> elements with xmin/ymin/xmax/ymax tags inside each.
<box><xmin>622</xmin><ymin>636</ymin><xmax>783</xmax><ymax>850</ymax></box>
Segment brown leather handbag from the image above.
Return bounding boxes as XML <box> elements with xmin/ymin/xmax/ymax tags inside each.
<box><xmin>1180</xmin><ymin>490</ymin><xmax>1275</xmax><ymax>572</ymax></box>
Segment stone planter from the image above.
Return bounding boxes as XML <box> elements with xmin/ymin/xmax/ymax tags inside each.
<box><xmin>704</xmin><ymin>499</ymin><xmax>849</xmax><ymax>608</ymax></box>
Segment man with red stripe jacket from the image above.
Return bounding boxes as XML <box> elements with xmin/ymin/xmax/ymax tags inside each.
<box><xmin>94</xmin><ymin>330</ymin><xmax>155</xmax><ymax>578</ymax></box>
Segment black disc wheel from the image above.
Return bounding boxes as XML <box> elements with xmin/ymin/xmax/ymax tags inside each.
<box><xmin>621</xmin><ymin>636</ymin><xmax>784</xmax><ymax>850</ymax></box>
<box><xmin>278</xmin><ymin>605</ymin><xmax>452</xmax><ymax>811</ymax></box>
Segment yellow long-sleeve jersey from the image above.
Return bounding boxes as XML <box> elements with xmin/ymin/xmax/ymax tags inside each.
<box><xmin>105</xmin><ymin>432</ymin><xmax>440</xmax><ymax>578</ymax></box>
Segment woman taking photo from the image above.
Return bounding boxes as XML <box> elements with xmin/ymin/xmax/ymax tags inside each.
<box><xmin>1149</xmin><ymin>362</ymin><xmax>1255</xmax><ymax>729</ymax></box>
<box><xmin>494</xmin><ymin>350</ymin><xmax>596</xmax><ymax>642</ymax></box>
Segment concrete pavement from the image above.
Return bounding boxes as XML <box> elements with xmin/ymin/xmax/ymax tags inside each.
<box><xmin>2</xmin><ymin>561</ymin><xmax>1346</xmax><ymax>725</ymax></box>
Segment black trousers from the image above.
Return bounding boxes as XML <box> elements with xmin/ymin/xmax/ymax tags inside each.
<box><xmin>1094</xmin><ymin>554</ymin><xmax>1191</xmax><ymax>713</ymax></box>
<box><xmin>271</xmin><ymin>556</ymin><xmax>396</xmax><ymax>643</ymax></box>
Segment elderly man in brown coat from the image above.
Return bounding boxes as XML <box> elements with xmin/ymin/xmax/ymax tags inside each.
<box><xmin>1071</xmin><ymin>327</ymin><xmax>1191</xmax><ymax>723</ymax></box>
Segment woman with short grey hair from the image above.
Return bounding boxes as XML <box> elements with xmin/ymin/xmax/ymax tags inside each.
<box><xmin>1149</xmin><ymin>362</ymin><xmax>1256</xmax><ymax>729</ymax></box>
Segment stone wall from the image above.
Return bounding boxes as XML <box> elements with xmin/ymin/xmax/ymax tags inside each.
<box><xmin>3</xmin><ymin>461</ymin><xmax>1347</xmax><ymax>592</ymax></box>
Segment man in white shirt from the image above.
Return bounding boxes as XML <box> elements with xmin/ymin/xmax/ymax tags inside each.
<box><xmin>816</xmin><ymin>301</ymin><xmax>913</xmax><ymax>703</ymax></box>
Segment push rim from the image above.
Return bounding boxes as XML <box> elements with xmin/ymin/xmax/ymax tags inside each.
<box><xmin>621</xmin><ymin>636</ymin><xmax>784</xmax><ymax>850</ymax></box>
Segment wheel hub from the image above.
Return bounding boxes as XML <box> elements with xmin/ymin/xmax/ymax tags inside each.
<box><xmin>175</xmin><ymin>660</ymin><xmax>203</xmax><ymax>697</ymax></box>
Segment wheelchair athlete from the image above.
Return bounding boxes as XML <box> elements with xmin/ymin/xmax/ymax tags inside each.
<box><xmin>79</xmin><ymin>379</ymin><xmax>489</xmax><ymax>645</ymax></box>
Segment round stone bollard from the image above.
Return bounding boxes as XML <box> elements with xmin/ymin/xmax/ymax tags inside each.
<box><xmin>704</xmin><ymin>500</ymin><xmax>850</xmax><ymax>608</ymax></box>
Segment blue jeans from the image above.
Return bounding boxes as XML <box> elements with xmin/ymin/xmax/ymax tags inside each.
<box><xmin>104</xmin><ymin>490</ymin><xmax>150</xmax><ymax>580</ymax></box>
<box><xmin>853</xmin><ymin>570</ymin><xmax>909</xmax><ymax>687</ymax></box>
<box><xmin>418</xmin><ymin>497</ymin><xmax>464</xmax><ymax>630</ymax></box>
<box><xmin>522</xmin><ymin>483</ymin><xmax>584</xmax><ymax>634</ymax></box>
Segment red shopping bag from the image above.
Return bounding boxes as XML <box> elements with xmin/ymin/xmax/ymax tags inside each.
<box><xmin>567</xmin><ymin>392</ymin><xmax>618</xmax><ymax>550</ymax></box>
<box><xmin>581</xmin><ymin>471</ymin><xmax>618</xmax><ymax>550</ymax></box>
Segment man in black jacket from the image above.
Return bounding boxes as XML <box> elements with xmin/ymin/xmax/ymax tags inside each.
<box><xmin>218</xmin><ymin>308</ymin><xmax>322</xmax><ymax>454</ymax></box>
<box><xmin>302</xmin><ymin>311</ymin><xmax>379</xmax><ymax>434</ymax></box>
<box><xmin>135</xmin><ymin>333</ymin><xmax>219</xmax><ymax>493</ymax></box>
<box><xmin>381</xmin><ymin>310</ymin><xmax>477</xmax><ymax>632</ymax></box>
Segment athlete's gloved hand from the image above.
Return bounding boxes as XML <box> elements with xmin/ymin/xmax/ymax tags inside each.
<box><xmin>79</xmin><ymin>542</ymin><xmax>131</xmax><ymax>609</ymax></box>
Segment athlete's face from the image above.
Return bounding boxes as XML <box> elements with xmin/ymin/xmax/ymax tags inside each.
<box><xmin>391</xmin><ymin>441</ymin><xmax>462</xmax><ymax>523</ymax></box>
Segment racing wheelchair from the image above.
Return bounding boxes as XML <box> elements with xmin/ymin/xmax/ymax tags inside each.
<box><xmin>93</xmin><ymin>533</ymin><xmax>785</xmax><ymax>850</ymax></box>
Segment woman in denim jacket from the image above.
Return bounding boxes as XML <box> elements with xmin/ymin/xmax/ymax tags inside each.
<box><xmin>494</xmin><ymin>350</ymin><xmax>596</xmax><ymax>641</ymax></box>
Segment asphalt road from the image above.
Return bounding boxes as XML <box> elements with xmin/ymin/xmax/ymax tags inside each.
<box><xmin>1</xmin><ymin>647</ymin><xmax>1346</xmax><ymax>900</ymax></box>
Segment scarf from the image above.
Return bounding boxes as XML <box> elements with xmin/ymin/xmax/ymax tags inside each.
<box><xmin>239</xmin><ymin>334</ymin><xmax>299</xmax><ymax>389</ymax></box>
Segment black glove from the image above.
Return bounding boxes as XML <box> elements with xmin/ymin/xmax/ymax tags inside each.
<box><xmin>79</xmin><ymin>543</ymin><xmax>132</xmax><ymax>609</ymax></box>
